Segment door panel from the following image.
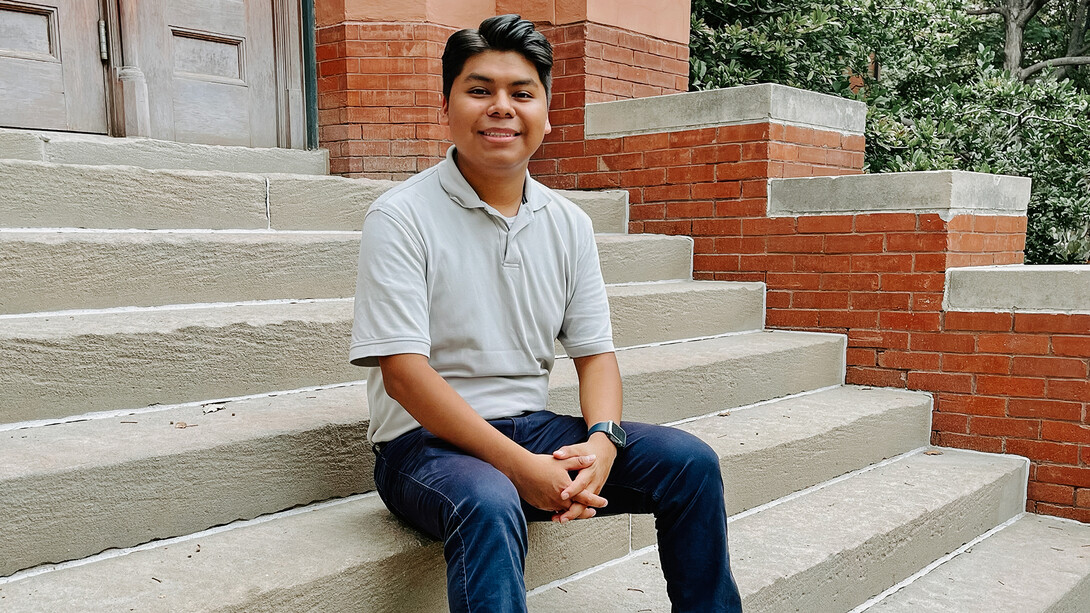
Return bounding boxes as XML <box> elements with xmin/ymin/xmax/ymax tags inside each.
<box><xmin>0</xmin><ymin>0</ymin><xmax>107</xmax><ymax>133</ymax></box>
<box><xmin>120</xmin><ymin>0</ymin><xmax>281</xmax><ymax>147</ymax></box>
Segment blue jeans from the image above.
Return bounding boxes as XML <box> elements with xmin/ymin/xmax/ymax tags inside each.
<box><xmin>373</xmin><ymin>410</ymin><xmax>743</xmax><ymax>613</ymax></box>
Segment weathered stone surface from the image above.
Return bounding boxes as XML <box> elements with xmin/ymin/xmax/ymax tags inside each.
<box><xmin>0</xmin><ymin>385</ymin><xmax>371</xmax><ymax>577</ymax></box>
<box><xmin>0</xmin><ymin>129</ymin><xmax>45</xmax><ymax>161</ymax></box>
<box><xmin>0</xmin><ymin>287</ymin><xmax>804</xmax><ymax>424</ymax></box>
<box><xmin>0</xmin><ymin>231</ymin><xmax>694</xmax><ymax>314</ymax></box>
<box><xmin>0</xmin><ymin>128</ymin><xmax>329</xmax><ymax>174</ymax></box>
<box><xmin>585</xmin><ymin>83</ymin><xmax>867</xmax><ymax>139</ymax></box>
<box><xmin>2</xmin><ymin>379</ymin><xmax>902</xmax><ymax>577</ymax></box>
<box><xmin>548</xmin><ymin>331</ymin><xmax>846</xmax><ymax>425</ymax></box>
<box><xmin>602</xmin><ymin>281</ymin><xmax>764</xmax><ymax>349</ymax></box>
<box><xmin>769</xmin><ymin>170</ymin><xmax>1031</xmax><ymax>219</ymax></box>
<box><xmin>555</xmin><ymin>189</ymin><xmax>629</xmax><ymax>234</ymax></box>
<box><xmin>0</xmin><ymin>230</ymin><xmax>361</xmax><ymax>313</ymax></box>
<box><xmin>868</xmin><ymin>514</ymin><xmax>1090</xmax><ymax>613</ymax></box>
<box><xmin>945</xmin><ymin>265</ymin><xmax>1090</xmax><ymax>314</ymax></box>
<box><xmin>0</xmin><ymin>493</ymin><xmax>631</xmax><ymax>611</ymax></box>
<box><xmin>266</xmin><ymin>174</ymin><xmax>395</xmax><ymax>231</ymax></box>
<box><xmin>0</xmin><ymin>160</ymin><xmax>269</xmax><ymax>230</ymax></box>
<box><xmin>596</xmin><ymin>234</ymin><xmax>691</xmax><ymax>283</ymax></box>
<box><xmin>268</xmin><ymin>179</ymin><xmax>630</xmax><ymax>234</ymax></box>
<box><xmin>528</xmin><ymin>450</ymin><xmax>1028</xmax><ymax>613</ymax></box>
<box><xmin>0</xmin><ymin>160</ymin><xmax>630</xmax><ymax>235</ymax></box>
<box><xmin>632</xmin><ymin>384</ymin><xmax>933</xmax><ymax>550</ymax></box>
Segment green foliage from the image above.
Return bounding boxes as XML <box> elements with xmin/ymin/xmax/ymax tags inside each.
<box><xmin>690</xmin><ymin>0</ymin><xmax>1090</xmax><ymax>264</ymax></box>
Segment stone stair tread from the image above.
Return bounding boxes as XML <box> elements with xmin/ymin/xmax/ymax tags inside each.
<box><xmin>0</xmin><ymin>159</ymin><xmax>628</xmax><ymax>233</ymax></box>
<box><xmin>0</xmin><ymin>282</ymin><xmax>777</xmax><ymax>423</ymax></box>
<box><xmin>0</xmin><ymin>448</ymin><xmax>1025</xmax><ymax>611</ymax></box>
<box><xmin>527</xmin><ymin>449</ymin><xmax>1029</xmax><ymax>612</ymax></box>
<box><xmin>0</xmin><ymin>280</ymin><xmax>755</xmax><ymax>340</ymax></box>
<box><xmin>0</xmin><ymin>383</ymin><xmax>930</xmax><ymax>604</ymax></box>
<box><xmin>0</xmin><ymin>231</ymin><xmax>693</xmax><ymax>313</ymax></box>
<box><xmin>679</xmin><ymin>385</ymin><xmax>932</xmax><ymax>514</ymax></box>
<box><xmin>866</xmin><ymin>514</ymin><xmax>1090</xmax><ymax>613</ymax></box>
<box><xmin>0</xmin><ymin>128</ymin><xmax>331</xmax><ymax>174</ymax></box>
<box><xmin>0</xmin><ymin>493</ymin><xmax>632</xmax><ymax>612</ymax></box>
<box><xmin>0</xmin><ymin>383</ymin><xmax>924</xmax><ymax>576</ymax></box>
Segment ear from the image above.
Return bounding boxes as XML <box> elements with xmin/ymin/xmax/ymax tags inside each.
<box><xmin>439</xmin><ymin>96</ymin><xmax>450</xmax><ymax>125</ymax></box>
<box><xmin>544</xmin><ymin>114</ymin><xmax>552</xmax><ymax>135</ymax></box>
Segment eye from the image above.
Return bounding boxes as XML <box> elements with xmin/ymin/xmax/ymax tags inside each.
<box><xmin>513</xmin><ymin>91</ymin><xmax>534</xmax><ymax>99</ymax></box>
<box><xmin>467</xmin><ymin>87</ymin><xmax>489</xmax><ymax>96</ymax></box>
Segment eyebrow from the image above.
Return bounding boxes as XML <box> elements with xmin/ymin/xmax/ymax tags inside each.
<box><xmin>464</xmin><ymin>73</ymin><xmax>539</xmax><ymax>88</ymax></box>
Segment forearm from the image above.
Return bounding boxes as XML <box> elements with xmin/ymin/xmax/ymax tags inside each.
<box><xmin>378</xmin><ymin>353</ymin><xmax>530</xmax><ymax>476</ymax></box>
<box><xmin>573</xmin><ymin>352</ymin><xmax>623</xmax><ymax>427</ymax></box>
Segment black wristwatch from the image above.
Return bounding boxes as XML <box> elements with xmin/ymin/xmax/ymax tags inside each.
<box><xmin>587</xmin><ymin>420</ymin><xmax>626</xmax><ymax>449</ymax></box>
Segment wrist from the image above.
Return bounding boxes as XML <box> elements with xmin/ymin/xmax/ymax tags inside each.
<box><xmin>587</xmin><ymin>432</ymin><xmax>618</xmax><ymax>458</ymax></box>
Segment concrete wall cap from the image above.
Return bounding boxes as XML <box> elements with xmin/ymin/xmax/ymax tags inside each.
<box><xmin>584</xmin><ymin>83</ymin><xmax>867</xmax><ymax>139</ymax></box>
<box><xmin>945</xmin><ymin>264</ymin><xmax>1090</xmax><ymax>313</ymax></box>
<box><xmin>768</xmin><ymin>170</ymin><xmax>1031</xmax><ymax>220</ymax></box>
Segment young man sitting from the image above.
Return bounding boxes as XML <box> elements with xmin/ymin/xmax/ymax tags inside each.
<box><xmin>350</xmin><ymin>14</ymin><xmax>744</xmax><ymax>613</ymax></box>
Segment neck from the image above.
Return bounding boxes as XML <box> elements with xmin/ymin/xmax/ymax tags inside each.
<box><xmin>453</xmin><ymin>151</ymin><xmax>525</xmax><ymax>217</ymax></box>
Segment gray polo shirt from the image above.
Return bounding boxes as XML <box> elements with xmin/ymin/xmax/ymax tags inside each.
<box><xmin>350</xmin><ymin>147</ymin><xmax>615</xmax><ymax>443</ymax></box>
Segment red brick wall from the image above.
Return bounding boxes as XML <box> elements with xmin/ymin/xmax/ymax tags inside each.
<box><xmin>572</xmin><ymin>118</ymin><xmax>1088</xmax><ymax>521</ymax></box>
<box><xmin>933</xmin><ymin>312</ymin><xmax>1090</xmax><ymax>522</ymax></box>
<box><xmin>316</xmin><ymin>22</ymin><xmax>453</xmax><ymax>179</ymax></box>
<box><xmin>529</xmin><ymin>22</ymin><xmax>689</xmax><ymax>190</ymax></box>
<box><xmin>316</xmin><ymin>20</ymin><xmax>688</xmax><ymax>181</ymax></box>
<box><xmin>533</xmin><ymin>122</ymin><xmax>864</xmax><ymax>231</ymax></box>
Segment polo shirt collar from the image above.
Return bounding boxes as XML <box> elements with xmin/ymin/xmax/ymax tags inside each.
<box><xmin>437</xmin><ymin>146</ymin><xmax>551</xmax><ymax>213</ymax></box>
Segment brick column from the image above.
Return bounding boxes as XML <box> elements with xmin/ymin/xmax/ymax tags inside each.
<box><xmin>314</xmin><ymin>0</ymin><xmax>495</xmax><ymax>178</ymax></box>
<box><xmin>519</xmin><ymin>0</ymin><xmax>693</xmax><ymax>189</ymax></box>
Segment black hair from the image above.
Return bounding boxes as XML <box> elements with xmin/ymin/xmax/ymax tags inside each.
<box><xmin>441</xmin><ymin>14</ymin><xmax>553</xmax><ymax>101</ymax></box>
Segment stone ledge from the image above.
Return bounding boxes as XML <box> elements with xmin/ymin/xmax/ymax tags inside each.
<box><xmin>584</xmin><ymin>84</ymin><xmax>867</xmax><ymax>139</ymax></box>
<box><xmin>945</xmin><ymin>265</ymin><xmax>1090</xmax><ymax>313</ymax></box>
<box><xmin>768</xmin><ymin>171</ymin><xmax>1031</xmax><ymax>220</ymax></box>
<box><xmin>0</xmin><ymin>128</ymin><xmax>329</xmax><ymax>175</ymax></box>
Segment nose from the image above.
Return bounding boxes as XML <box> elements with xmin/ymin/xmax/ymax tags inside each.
<box><xmin>489</xmin><ymin>94</ymin><xmax>514</xmax><ymax>118</ymax></box>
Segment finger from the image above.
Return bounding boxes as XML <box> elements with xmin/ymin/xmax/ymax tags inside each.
<box><xmin>572</xmin><ymin>489</ymin><xmax>608</xmax><ymax>508</ymax></box>
<box><xmin>552</xmin><ymin>444</ymin><xmax>592</xmax><ymax>460</ymax></box>
<box><xmin>555</xmin><ymin>502</ymin><xmax>588</xmax><ymax>523</ymax></box>
<box><xmin>560</xmin><ymin>469</ymin><xmax>595</xmax><ymax>501</ymax></box>
<box><xmin>558</xmin><ymin>454</ymin><xmax>595</xmax><ymax>473</ymax></box>
<box><xmin>552</xmin><ymin>446</ymin><xmax>575</xmax><ymax>459</ymax></box>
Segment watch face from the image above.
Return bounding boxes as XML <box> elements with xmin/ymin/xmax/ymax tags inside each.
<box><xmin>609</xmin><ymin>422</ymin><xmax>627</xmax><ymax>448</ymax></box>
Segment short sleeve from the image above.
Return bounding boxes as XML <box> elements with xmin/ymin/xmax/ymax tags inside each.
<box><xmin>557</xmin><ymin>215</ymin><xmax>615</xmax><ymax>357</ymax></box>
<box><xmin>349</xmin><ymin>208</ymin><xmax>431</xmax><ymax>367</ymax></box>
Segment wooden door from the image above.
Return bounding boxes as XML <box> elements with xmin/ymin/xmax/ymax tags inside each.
<box><xmin>0</xmin><ymin>0</ymin><xmax>108</xmax><ymax>133</ymax></box>
<box><xmin>120</xmin><ymin>0</ymin><xmax>289</xmax><ymax>147</ymax></box>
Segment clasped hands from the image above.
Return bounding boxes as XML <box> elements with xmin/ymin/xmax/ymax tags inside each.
<box><xmin>508</xmin><ymin>435</ymin><xmax>618</xmax><ymax>524</ymax></box>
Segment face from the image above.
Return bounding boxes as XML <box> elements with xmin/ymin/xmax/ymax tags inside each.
<box><xmin>441</xmin><ymin>50</ymin><xmax>552</xmax><ymax>182</ymax></box>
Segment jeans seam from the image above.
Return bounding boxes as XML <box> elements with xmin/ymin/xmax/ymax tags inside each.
<box><xmin>388</xmin><ymin>467</ymin><xmax>472</xmax><ymax>612</ymax></box>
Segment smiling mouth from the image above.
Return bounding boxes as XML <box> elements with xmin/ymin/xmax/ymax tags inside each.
<box><xmin>480</xmin><ymin>130</ymin><xmax>520</xmax><ymax>137</ymax></box>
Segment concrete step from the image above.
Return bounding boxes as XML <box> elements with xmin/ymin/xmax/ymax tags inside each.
<box><xmin>0</xmin><ymin>385</ymin><xmax>925</xmax><ymax>601</ymax></box>
<box><xmin>0</xmin><ymin>383</ymin><xmax>919</xmax><ymax>576</ymax></box>
<box><xmin>0</xmin><ymin>128</ymin><xmax>331</xmax><ymax>175</ymax></box>
<box><xmin>0</xmin><ymin>159</ymin><xmax>629</xmax><ymax>233</ymax></box>
<box><xmin>0</xmin><ymin>282</ymin><xmax>771</xmax><ymax>424</ymax></box>
<box><xmin>527</xmin><ymin>449</ymin><xmax>1029</xmax><ymax>613</ymax></box>
<box><xmin>865</xmin><ymin>514</ymin><xmax>1090</xmax><ymax>613</ymax></box>
<box><xmin>0</xmin><ymin>231</ymin><xmax>692</xmax><ymax>314</ymax></box>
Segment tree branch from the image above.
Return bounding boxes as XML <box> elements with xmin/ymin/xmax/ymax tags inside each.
<box><xmin>1020</xmin><ymin>54</ymin><xmax>1090</xmax><ymax>78</ymax></box>
<box><xmin>1024</xmin><ymin>0</ymin><xmax>1050</xmax><ymax>24</ymax></box>
<box><xmin>994</xmin><ymin>107</ymin><xmax>1083</xmax><ymax>135</ymax></box>
<box><xmin>967</xmin><ymin>6</ymin><xmax>1008</xmax><ymax>16</ymax></box>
